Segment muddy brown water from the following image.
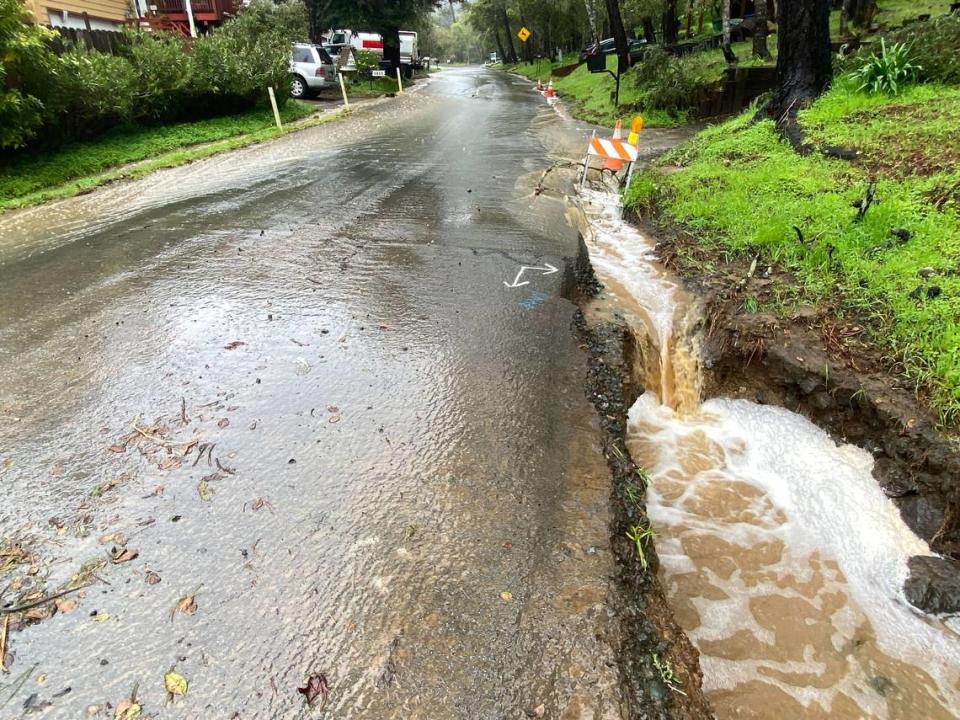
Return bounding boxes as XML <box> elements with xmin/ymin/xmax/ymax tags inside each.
<box><xmin>0</xmin><ymin>69</ymin><xmax>634</xmax><ymax>718</ymax></box>
<box><xmin>576</xmin><ymin>189</ymin><xmax>960</xmax><ymax>719</ymax></box>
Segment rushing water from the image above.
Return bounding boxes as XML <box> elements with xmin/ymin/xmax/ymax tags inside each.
<box><xmin>577</xmin><ymin>189</ymin><xmax>960</xmax><ymax>718</ymax></box>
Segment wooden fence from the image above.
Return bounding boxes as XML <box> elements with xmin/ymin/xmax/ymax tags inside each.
<box><xmin>48</xmin><ymin>26</ymin><xmax>127</xmax><ymax>55</ymax></box>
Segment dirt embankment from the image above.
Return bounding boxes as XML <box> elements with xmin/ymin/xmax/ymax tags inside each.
<box><xmin>639</xmin><ymin>213</ymin><xmax>960</xmax><ymax>614</ymax></box>
<box><xmin>569</xmin><ymin>239</ymin><xmax>714</xmax><ymax>720</ymax></box>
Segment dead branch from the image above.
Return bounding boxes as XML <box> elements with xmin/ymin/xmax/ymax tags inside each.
<box><xmin>1</xmin><ymin>584</ymin><xmax>92</xmax><ymax>616</ymax></box>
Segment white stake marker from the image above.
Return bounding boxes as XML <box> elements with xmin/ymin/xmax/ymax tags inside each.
<box><xmin>267</xmin><ymin>87</ymin><xmax>282</xmax><ymax>129</ymax></box>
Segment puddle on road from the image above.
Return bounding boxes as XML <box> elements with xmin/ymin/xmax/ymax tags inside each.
<box><xmin>577</xmin><ymin>188</ymin><xmax>960</xmax><ymax>718</ymax></box>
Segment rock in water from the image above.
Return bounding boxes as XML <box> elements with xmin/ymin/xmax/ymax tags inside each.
<box><xmin>904</xmin><ymin>555</ymin><xmax>960</xmax><ymax>615</ymax></box>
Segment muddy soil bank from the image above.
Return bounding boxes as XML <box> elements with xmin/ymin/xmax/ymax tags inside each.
<box><xmin>570</xmin><ymin>239</ymin><xmax>714</xmax><ymax>719</ymax></box>
<box><xmin>635</xmin><ymin>211</ymin><xmax>960</xmax><ymax>613</ymax></box>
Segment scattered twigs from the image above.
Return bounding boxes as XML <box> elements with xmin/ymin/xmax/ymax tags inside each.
<box><xmin>0</xmin><ymin>664</ymin><xmax>37</xmax><ymax>707</ymax></box>
<box><xmin>1</xmin><ymin>583</ymin><xmax>91</xmax><ymax>616</ymax></box>
<box><xmin>180</xmin><ymin>397</ymin><xmax>189</xmax><ymax>425</ymax></box>
<box><xmin>192</xmin><ymin>443</ymin><xmax>215</xmax><ymax>467</ymax></box>
<box><xmin>0</xmin><ymin>615</ymin><xmax>9</xmax><ymax>673</ymax></box>
<box><xmin>131</xmin><ymin>417</ymin><xmax>198</xmax><ymax>452</ymax></box>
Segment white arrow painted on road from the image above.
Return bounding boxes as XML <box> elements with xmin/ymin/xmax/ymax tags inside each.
<box><xmin>503</xmin><ymin>263</ymin><xmax>558</xmax><ymax>288</ymax></box>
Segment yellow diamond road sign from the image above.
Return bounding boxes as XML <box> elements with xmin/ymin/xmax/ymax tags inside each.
<box><xmin>517</xmin><ymin>26</ymin><xmax>531</xmax><ymax>42</ymax></box>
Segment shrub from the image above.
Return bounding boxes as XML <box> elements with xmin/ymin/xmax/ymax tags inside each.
<box><xmin>886</xmin><ymin>14</ymin><xmax>960</xmax><ymax>85</ymax></box>
<box><xmin>850</xmin><ymin>38</ymin><xmax>920</xmax><ymax>94</ymax></box>
<box><xmin>354</xmin><ymin>49</ymin><xmax>380</xmax><ymax>75</ymax></box>
<box><xmin>629</xmin><ymin>47</ymin><xmax>717</xmax><ymax>114</ymax></box>
<box><xmin>0</xmin><ymin>0</ymin><xmax>58</xmax><ymax>149</ymax></box>
<box><xmin>122</xmin><ymin>30</ymin><xmax>191</xmax><ymax>122</ymax></box>
<box><xmin>44</xmin><ymin>49</ymin><xmax>136</xmax><ymax>141</ymax></box>
<box><xmin>189</xmin><ymin>0</ymin><xmax>304</xmax><ymax>110</ymax></box>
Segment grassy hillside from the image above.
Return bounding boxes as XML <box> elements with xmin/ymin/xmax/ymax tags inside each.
<box><xmin>628</xmin><ymin>79</ymin><xmax>960</xmax><ymax>420</ymax></box>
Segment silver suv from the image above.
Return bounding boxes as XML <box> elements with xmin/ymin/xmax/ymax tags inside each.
<box><xmin>289</xmin><ymin>43</ymin><xmax>335</xmax><ymax>99</ymax></box>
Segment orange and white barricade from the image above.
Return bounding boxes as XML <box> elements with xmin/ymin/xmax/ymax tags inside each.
<box><xmin>580</xmin><ymin>130</ymin><xmax>639</xmax><ymax>190</ymax></box>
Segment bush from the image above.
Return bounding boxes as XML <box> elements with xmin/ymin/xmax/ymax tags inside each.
<box><xmin>629</xmin><ymin>47</ymin><xmax>717</xmax><ymax>114</ymax></box>
<box><xmin>837</xmin><ymin>15</ymin><xmax>960</xmax><ymax>86</ymax></box>
<box><xmin>354</xmin><ymin>49</ymin><xmax>380</xmax><ymax>75</ymax></box>
<box><xmin>849</xmin><ymin>38</ymin><xmax>921</xmax><ymax>94</ymax></box>
<box><xmin>0</xmin><ymin>0</ymin><xmax>58</xmax><ymax>149</ymax></box>
<box><xmin>887</xmin><ymin>14</ymin><xmax>960</xmax><ymax>85</ymax></box>
<box><xmin>189</xmin><ymin>0</ymin><xmax>305</xmax><ymax>110</ymax></box>
<box><xmin>1</xmin><ymin>0</ymin><xmax>306</xmax><ymax>153</ymax></box>
<box><xmin>38</xmin><ymin>48</ymin><xmax>136</xmax><ymax>142</ymax></box>
<box><xmin>122</xmin><ymin>30</ymin><xmax>191</xmax><ymax>122</ymax></box>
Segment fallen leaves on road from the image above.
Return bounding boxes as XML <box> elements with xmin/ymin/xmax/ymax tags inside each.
<box><xmin>55</xmin><ymin>598</ymin><xmax>78</xmax><ymax>614</ymax></box>
<box><xmin>217</xmin><ymin>418</ymin><xmax>230</xmax><ymax>429</ymax></box>
<box><xmin>245</xmin><ymin>497</ymin><xmax>274</xmax><ymax>513</ymax></box>
<box><xmin>297</xmin><ymin>673</ymin><xmax>330</xmax><ymax>708</ymax></box>
<box><xmin>158</xmin><ymin>457</ymin><xmax>182</xmax><ymax>471</ymax></box>
<box><xmin>224</xmin><ymin>341</ymin><xmax>246</xmax><ymax>350</ymax></box>
<box><xmin>197</xmin><ymin>480</ymin><xmax>213</xmax><ymax>502</ymax></box>
<box><xmin>500</xmin><ymin>591</ymin><xmax>513</xmax><ymax>602</ymax></box>
<box><xmin>525</xmin><ymin>704</ymin><xmax>546</xmax><ymax>718</ymax></box>
<box><xmin>164</xmin><ymin>670</ymin><xmax>188</xmax><ymax>699</ymax></box>
<box><xmin>145</xmin><ymin>571</ymin><xmax>162</xmax><ymax>585</ymax></box>
<box><xmin>93</xmin><ymin>612</ymin><xmax>110</xmax><ymax>622</ymax></box>
<box><xmin>98</xmin><ymin>532</ymin><xmax>124</xmax><ymax>545</ymax></box>
<box><xmin>109</xmin><ymin>547</ymin><xmax>139</xmax><ymax>564</ymax></box>
<box><xmin>114</xmin><ymin>698</ymin><xmax>142</xmax><ymax>719</ymax></box>
<box><xmin>171</xmin><ymin>588</ymin><xmax>200</xmax><ymax>621</ymax></box>
<box><xmin>89</xmin><ymin>477</ymin><xmax>121</xmax><ymax>498</ymax></box>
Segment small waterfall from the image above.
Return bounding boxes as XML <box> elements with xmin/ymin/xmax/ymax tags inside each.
<box><xmin>573</xmin><ymin>188</ymin><xmax>960</xmax><ymax>719</ymax></box>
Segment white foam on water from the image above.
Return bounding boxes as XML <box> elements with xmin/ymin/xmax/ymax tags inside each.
<box><xmin>631</xmin><ymin>394</ymin><xmax>960</xmax><ymax>715</ymax></box>
<box><xmin>578</xmin><ymin>188</ymin><xmax>960</xmax><ymax>717</ymax></box>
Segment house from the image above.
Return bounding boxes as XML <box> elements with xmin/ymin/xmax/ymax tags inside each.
<box><xmin>23</xmin><ymin>0</ymin><xmax>137</xmax><ymax>30</ymax></box>
<box><xmin>23</xmin><ymin>0</ymin><xmax>241</xmax><ymax>35</ymax></box>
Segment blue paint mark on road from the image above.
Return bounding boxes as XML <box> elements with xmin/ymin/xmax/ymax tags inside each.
<box><xmin>520</xmin><ymin>292</ymin><xmax>549</xmax><ymax>310</ymax></box>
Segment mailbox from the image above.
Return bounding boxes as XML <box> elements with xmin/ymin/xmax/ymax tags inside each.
<box><xmin>586</xmin><ymin>53</ymin><xmax>606</xmax><ymax>73</ymax></box>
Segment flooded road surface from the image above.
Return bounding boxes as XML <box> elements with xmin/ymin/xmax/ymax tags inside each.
<box><xmin>0</xmin><ymin>68</ymin><xmax>626</xmax><ymax>718</ymax></box>
<box><xmin>577</xmin><ymin>191</ymin><xmax>960</xmax><ymax>719</ymax></box>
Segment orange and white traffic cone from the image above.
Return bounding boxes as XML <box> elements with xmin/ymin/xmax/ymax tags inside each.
<box><xmin>545</xmin><ymin>80</ymin><xmax>555</xmax><ymax>98</ymax></box>
<box><xmin>536</xmin><ymin>79</ymin><xmax>544</xmax><ymax>92</ymax></box>
<box><xmin>605</xmin><ymin>118</ymin><xmax>624</xmax><ymax>172</ymax></box>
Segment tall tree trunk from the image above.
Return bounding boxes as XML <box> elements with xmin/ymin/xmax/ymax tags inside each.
<box><xmin>722</xmin><ymin>0</ymin><xmax>732</xmax><ymax>47</ymax></box>
<box><xmin>383</xmin><ymin>26</ymin><xmax>401</xmax><ymax>72</ymax></box>
<box><xmin>662</xmin><ymin>0</ymin><xmax>679</xmax><ymax>45</ymax></box>
<box><xmin>501</xmin><ymin>8</ymin><xmax>518</xmax><ymax>63</ymax></box>
<box><xmin>753</xmin><ymin>0</ymin><xmax>771</xmax><ymax>58</ymax></box>
<box><xmin>603</xmin><ymin>0</ymin><xmax>630</xmax><ymax>74</ymax></box>
<box><xmin>721</xmin><ymin>0</ymin><xmax>738</xmax><ymax>63</ymax></box>
<box><xmin>642</xmin><ymin>16</ymin><xmax>657</xmax><ymax>43</ymax></box>
<box><xmin>448</xmin><ymin>0</ymin><xmax>456</xmax><ymax>23</ymax></box>
<box><xmin>768</xmin><ymin>0</ymin><xmax>832</xmax><ymax>121</ymax></box>
<box><xmin>843</xmin><ymin>0</ymin><xmax>876</xmax><ymax>28</ymax></box>
<box><xmin>493</xmin><ymin>27</ymin><xmax>507</xmax><ymax>64</ymax></box>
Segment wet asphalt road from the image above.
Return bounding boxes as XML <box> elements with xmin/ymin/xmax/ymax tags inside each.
<box><xmin>0</xmin><ymin>68</ymin><xmax>626</xmax><ymax>718</ymax></box>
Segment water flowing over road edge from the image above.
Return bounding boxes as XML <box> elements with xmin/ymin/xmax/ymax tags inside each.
<box><xmin>568</xmin><ymin>184</ymin><xmax>960</xmax><ymax>719</ymax></box>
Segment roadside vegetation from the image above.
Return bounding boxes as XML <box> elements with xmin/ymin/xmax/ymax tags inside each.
<box><xmin>485</xmin><ymin>1</ymin><xmax>953</xmax><ymax>127</ymax></box>
<box><xmin>0</xmin><ymin>102</ymin><xmax>323</xmax><ymax>210</ymax></box>
<box><xmin>627</xmin><ymin>12</ymin><xmax>960</xmax><ymax>420</ymax></box>
<box><xmin>504</xmin><ymin>40</ymin><xmax>768</xmax><ymax>126</ymax></box>
<box><xmin>0</xmin><ymin>0</ymin><xmax>305</xmax><ymax>152</ymax></box>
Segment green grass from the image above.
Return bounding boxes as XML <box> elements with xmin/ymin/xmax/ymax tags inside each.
<box><xmin>0</xmin><ymin>103</ymin><xmax>343</xmax><ymax>212</ymax></box>
<box><xmin>505</xmin><ymin>40</ymin><xmax>771</xmax><ymax>127</ymax></box>
<box><xmin>633</xmin><ymin>80</ymin><xmax>960</xmax><ymax>421</ymax></box>
<box><xmin>0</xmin><ymin>101</ymin><xmax>317</xmax><ymax>208</ymax></box>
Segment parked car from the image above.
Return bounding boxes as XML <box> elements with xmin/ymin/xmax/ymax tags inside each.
<box><xmin>289</xmin><ymin>43</ymin><xmax>336</xmax><ymax>99</ymax></box>
<box><xmin>579</xmin><ymin>37</ymin><xmax>647</xmax><ymax>63</ymax></box>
